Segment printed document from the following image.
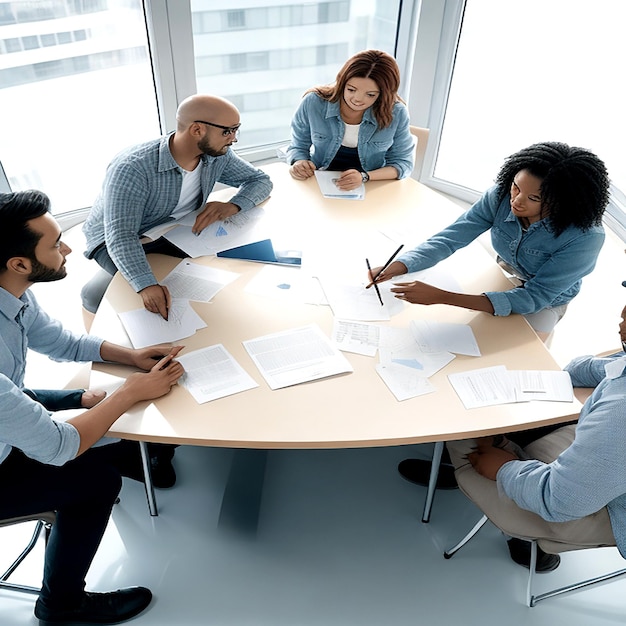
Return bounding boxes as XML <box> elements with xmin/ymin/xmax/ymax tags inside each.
<box><xmin>177</xmin><ymin>344</ymin><xmax>258</xmax><ymax>404</ymax></box>
<box><xmin>118</xmin><ymin>299</ymin><xmax>207</xmax><ymax>349</ymax></box>
<box><xmin>161</xmin><ymin>259</ymin><xmax>239</xmax><ymax>302</ymax></box>
<box><xmin>410</xmin><ymin>319</ymin><xmax>481</xmax><ymax>356</ymax></box>
<box><xmin>314</xmin><ymin>170</ymin><xmax>365</xmax><ymax>200</ymax></box>
<box><xmin>243</xmin><ymin>324</ymin><xmax>353</xmax><ymax>390</ymax></box>
<box><xmin>163</xmin><ymin>206</ymin><xmax>268</xmax><ymax>257</ymax></box>
<box><xmin>375</xmin><ymin>363</ymin><xmax>436</xmax><ymax>401</ymax></box>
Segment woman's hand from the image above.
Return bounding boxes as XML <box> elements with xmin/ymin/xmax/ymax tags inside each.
<box><xmin>366</xmin><ymin>260</ymin><xmax>408</xmax><ymax>287</ymax></box>
<box><xmin>289</xmin><ymin>160</ymin><xmax>317</xmax><ymax>180</ymax></box>
<box><xmin>390</xmin><ymin>280</ymin><xmax>446</xmax><ymax>305</ymax></box>
<box><xmin>130</xmin><ymin>345</ymin><xmax>184</xmax><ymax>372</ymax></box>
<box><xmin>335</xmin><ymin>169</ymin><xmax>363</xmax><ymax>191</ymax></box>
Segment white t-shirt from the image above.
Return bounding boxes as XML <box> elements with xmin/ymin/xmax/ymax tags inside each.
<box><xmin>341</xmin><ymin>123</ymin><xmax>360</xmax><ymax>148</ymax></box>
<box><xmin>170</xmin><ymin>164</ymin><xmax>203</xmax><ymax>220</ymax></box>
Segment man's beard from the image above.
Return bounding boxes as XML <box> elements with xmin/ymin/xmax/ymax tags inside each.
<box><xmin>198</xmin><ymin>135</ymin><xmax>227</xmax><ymax>157</ymax></box>
<box><xmin>28</xmin><ymin>258</ymin><xmax>66</xmax><ymax>283</ymax></box>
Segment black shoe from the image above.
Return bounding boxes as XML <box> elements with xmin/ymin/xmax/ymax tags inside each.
<box><xmin>507</xmin><ymin>538</ymin><xmax>561</xmax><ymax>573</ymax></box>
<box><xmin>35</xmin><ymin>586</ymin><xmax>152</xmax><ymax>624</ymax></box>
<box><xmin>398</xmin><ymin>458</ymin><xmax>458</xmax><ymax>489</ymax></box>
<box><xmin>150</xmin><ymin>454</ymin><xmax>176</xmax><ymax>489</ymax></box>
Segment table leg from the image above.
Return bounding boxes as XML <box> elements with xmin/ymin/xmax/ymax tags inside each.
<box><xmin>218</xmin><ymin>449</ymin><xmax>267</xmax><ymax>534</ymax></box>
<box><xmin>421</xmin><ymin>441</ymin><xmax>444</xmax><ymax>523</ymax></box>
<box><xmin>139</xmin><ymin>441</ymin><xmax>158</xmax><ymax>517</ymax></box>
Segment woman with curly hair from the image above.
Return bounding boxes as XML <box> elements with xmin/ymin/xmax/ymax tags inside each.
<box><xmin>286</xmin><ymin>49</ymin><xmax>415</xmax><ymax>191</ymax></box>
<box><xmin>369</xmin><ymin>141</ymin><xmax>610</xmax><ymax>340</ymax></box>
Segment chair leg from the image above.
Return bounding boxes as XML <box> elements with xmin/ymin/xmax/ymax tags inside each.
<box><xmin>444</xmin><ymin>515</ymin><xmax>489</xmax><ymax>559</ymax></box>
<box><xmin>527</xmin><ymin>539</ymin><xmax>626</xmax><ymax>607</ymax></box>
<box><xmin>0</xmin><ymin>520</ymin><xmax>46</xmax><ymax>594</ymax></box>
<box><xmin>421</xmin><ymin>441</ymin><xmax>444</xmax><ymax>523</ymax></box>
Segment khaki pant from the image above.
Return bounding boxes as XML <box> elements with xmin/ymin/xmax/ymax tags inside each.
<box><xmin>447</xmin><ymin>425</ymin><xmax>616</xmax><ymax>553</ymax></box>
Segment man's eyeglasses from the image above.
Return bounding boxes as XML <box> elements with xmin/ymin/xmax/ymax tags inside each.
<box><xmin>194</xmin><ymin>120</ymin><xmax>241</xmax><ymax>137</ymax></box>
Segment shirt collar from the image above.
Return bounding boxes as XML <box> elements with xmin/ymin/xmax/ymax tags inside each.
<box><xmin>0</xmin><ymin>286</ymin><xmax>29</xmax><ymax>324</ymax></box>
<box><xmin>605</xmin><ymin>355</ymin><xmax>626</xmax><ymax>380</ymax></box>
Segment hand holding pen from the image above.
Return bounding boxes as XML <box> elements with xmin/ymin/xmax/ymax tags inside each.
<box><xmin>365</xmin><ymin>244</ymin><xmax>406</xmax><ymax>289</ymax></box>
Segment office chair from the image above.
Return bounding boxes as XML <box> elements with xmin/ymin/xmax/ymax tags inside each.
<box><xmin>409</xmin><ymin>125</ymin><xmax>430</xmax><ymax>180</ymax></box>
<box><xmin>0</xmin><ymin>512</ymin><xmax>56</xmax><ymax>595</ymax></box>
<box><xmin>443</xmin><ymin>514</ymin><xmax>626</xmax><ymax>606</ymax></box>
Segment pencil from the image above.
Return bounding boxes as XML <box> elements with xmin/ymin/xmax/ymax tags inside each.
<box><xmin>373</xmin><ymin>244</ymin><xmax>404</xmax><ymax>281</ymax></box>
<box><xmin>366</xmin><ymin>258</ymin><xmax>384</xmax><ymax>306</ymax></box>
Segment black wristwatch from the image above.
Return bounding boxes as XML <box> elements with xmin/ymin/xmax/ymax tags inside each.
<box><xmin>361</xmin><ymin>171</ymin><xmax>370</xmax><ymax>183</ymax></box>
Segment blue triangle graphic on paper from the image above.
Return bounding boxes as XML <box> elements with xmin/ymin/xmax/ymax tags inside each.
<box><xmin>216</xmin><ymin>225</ymin><xmax>228</xmax><ymax>236</ymax></box>
<box><xmin>392</xmin><ymin>358</ymin><xmax>424</xmax><ymax>370</ymax></box>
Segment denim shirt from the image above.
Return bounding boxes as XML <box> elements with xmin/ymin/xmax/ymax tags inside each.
<box><xmin>83</xmin><ymin>133</ymin><xmax>273</xmax><ymax>293</ymax></box>
<box><xmin>0</xmin><ymin>287</ymin><xmax>103</xmax><ymax>465</ymax></box>
<box><xmin>498</xmin><ymin>353</ymin><xmax>626</xmax><ymax>558</ymax></box>
<box><xmin>286</xmin><ymin>92</ymin><xmax>415</xmax><ymax>179</ymax></box>
<box><xmin>396</xmin><ymin>185</ymin><xmax>605</xmax><ymax>316</ymax></box>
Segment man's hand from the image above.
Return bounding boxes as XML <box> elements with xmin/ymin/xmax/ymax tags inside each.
<box><xmin>130</xmin><ymin>345</ymin><xmax>184</xmax><ymax>371</ymax></box>
<box><xmin>289</xmin><ymin>160</ymin><xmax>316</xmax><ymax>180</ymax></box>
<box><xmin>192</xmin><ymin>201</ymin><xmax>240</xmax><ymax>234</ymax></box>
<box><xmin>122</xmin><ymin>352</ymin><xmax>185</xmax><ymax>402</ymax></box>
<box><xmin>467</xmin><ymin>440</ymin><xmax>518</xmax><ymax>480</ymax></box>
<box><xmin>139</xmin><ymin>284</ymin><xmax>171</xmax><ymax>320</ymax></box>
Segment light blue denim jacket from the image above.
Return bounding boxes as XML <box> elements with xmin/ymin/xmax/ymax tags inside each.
<box><xmin>396</xmin><ymin>185</ymin><xmax>605</xmax><ymax>316</ymax></box>
<box><xmin>83</xmin><ymin>133</ymin><xmax>273</xmax><ymax>293</ymax></box>
<box><xmin>498</xmin><ymin>353</ymin><xmax>626</xmax><ymax>558</ymax></box>
<box><xmin>286</xmin><ymin>92</ymin><xmax>415</xmax><ymax>179</ymax></box>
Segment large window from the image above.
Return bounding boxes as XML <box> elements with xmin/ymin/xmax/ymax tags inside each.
<box><xmin>429</xmin><ymin>0</ymin><xmax>626</xmax><ymax>232</ymax></box>
<box><xmin>0</xmin><ymin>0</ymin><xmax>159</xmax><ymax>214</ymax></box>
<box><xmin>190</xmin><ymin>0</ymin><xmax>403</xmax><ymax>152</ymax></box>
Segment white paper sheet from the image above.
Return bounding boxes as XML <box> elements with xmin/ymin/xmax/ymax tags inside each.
<box><xmin>410</xmin><ymin>319</ymin><xmax>481</xmax><ymax>356</ymax></box>
<box><xmin>314</xmin><ymin>170</ymin><xmax>365</xmax><ymax>200</ymax></box>
<box><xmin>448</xmin><ymin>365</ymin><xmax>516</xmax><ymax>409</ymax></box>
<box><xmin>177</xmin><ymin>344</ymin><xmax>258</xmax><ymax>403</ymax></box>
<box><xmin>118</xmin><ymin>299</ymin><xmax>207</xmax><ymax>349</ymax></box>
<box><xmin>375</xmin><ymin>363</ymin><xmax>436</xmax><ymax>401</ymax></box>
<box><xmin>243</xmin><ymin>324</ymin><xmax>353</xmax><ymax>390</ymax></box>
<box><xmin>243</xmin><ymin>264</ymin><xmax>326</xmax><ymax>305</ymax></box>
<box><xmin>163</xmin><ymin>206</ymin><xmax>268</xmax><ymax>257</ymax></box>
<box><xmin>318</xmin><ymin>277</ymin><xmax>404</xmax><ymax>321</ymax></box>
<box><xmin>161</xmin><ymin>259</ymin><xmax>239</xmax><ymax>301</ymax></box>
<box><xmin>510</xmin><ymin>370</ymin><xmax>574</xmax><ymax>402</ymax></box>
<box><xmin>331</xmin><ymin>319</ymin><xmax>380</xmax><ymax>356</ymax></box>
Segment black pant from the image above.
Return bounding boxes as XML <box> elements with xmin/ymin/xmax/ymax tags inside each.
<box><xmin>0</xmin><ymin>447</ymin><xmax>122</xmax><ymax>608</ymax></box>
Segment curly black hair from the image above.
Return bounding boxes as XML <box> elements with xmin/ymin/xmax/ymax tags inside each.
<box><xmin>495</xmin><ymin>142</ymin><xmax>610</xmax><ymax>236</ymax></box>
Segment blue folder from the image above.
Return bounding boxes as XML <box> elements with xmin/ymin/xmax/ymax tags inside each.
<box><xmin>217</xmin><ymin>239</ymin><xmax>301</xmax><ymax>266</ymax></box>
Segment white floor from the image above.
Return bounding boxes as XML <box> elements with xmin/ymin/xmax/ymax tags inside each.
<box><xmin>2</xmin><ymin>225</ymin><xmax>626</xmax><ymax>625</ymax></box>
<box><xmin>2</xmin><ymin>444</ymin><xmax>626</xmax><ymax>625</ymax></box>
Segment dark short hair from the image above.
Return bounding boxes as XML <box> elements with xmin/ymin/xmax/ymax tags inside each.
<box><xmin>495</xmin><ymin>142</ymin><xmax>610</xmax><ymax>236</ymax></box>
<box><xmin>0</xmin><ymin>190</ymin><xmax>51</xmax><ymax>271</ymax></box>
<box><xmin>310</xmin><ymin>50</ymin><xmax>402</xmax><ymax>128</ymax></box>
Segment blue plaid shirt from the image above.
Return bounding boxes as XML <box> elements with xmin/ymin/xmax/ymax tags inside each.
<box><xmin>83</xmin><ymin>133</ymin><xmax>273</xmax><ymax>292</ymax></box>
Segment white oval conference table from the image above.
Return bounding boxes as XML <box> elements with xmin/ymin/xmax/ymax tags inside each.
<box><xmin>89</xmin><ymin>162</ymin><xmax>582</xmax><ymax>520</ymax></box>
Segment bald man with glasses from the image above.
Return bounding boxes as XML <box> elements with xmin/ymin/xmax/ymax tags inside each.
<box><xmin>82</xmin><ymin>94</ymin><xmax>272</xmax><ymax>320</ymax></box>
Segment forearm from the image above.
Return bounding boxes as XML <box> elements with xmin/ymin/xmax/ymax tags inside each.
<box><xmin>366</xmin><ymin>166</ymin><xmax>400</xmax><ymax>181</ymax></box>
<box><xmin>67</xmin><ymin>387</ymin><xmax>138</xmax><ymax>455</ymax></box>
<box><xmin>433</xmin><ymin>291</ymin><xmax>495</xmax><ymax>314</ymax></box>
<box><xmin>99</xmin><ymin>342</ymin><xmax>137</xmax><ymax>367</ymax></box>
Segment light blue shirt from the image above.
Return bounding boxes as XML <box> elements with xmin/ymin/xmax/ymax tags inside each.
<box><xmin>0</xmin><ymin>287</ymin><xmax>104</xmax><ymax>465</ymax></box>
<box><xmin>83</xmin><ymin>133</ymin><xmax>273</xmax><ymax>293</ymax></box>
<box><xmin>498</xmin><ymin>353</ymin><xmax>626</xmax><ymax>558</ymax></box>
<box><xmin>286</xmin><ymin>92</ymin><xmax>415</xmax><ymax>179</ymax></box>
<box><xmin>396</xmin><ymin>185</ymin><xmax>605</xmax><ymax>316</ymax></box>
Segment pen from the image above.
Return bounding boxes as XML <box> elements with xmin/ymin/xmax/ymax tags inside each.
<box><xmin>373</xmin><ymin>244</ymin><xmax>404</xmax><ymax>281</ymax></box>
<box><xmin>366</xmin><ymin>258</ymin><xmax>384</xmax><ymax>306</ymax></box>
